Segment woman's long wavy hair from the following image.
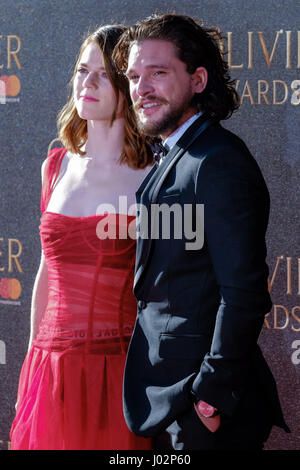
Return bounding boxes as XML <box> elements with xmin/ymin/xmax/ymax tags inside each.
<box><xmin>51</xmin><ymin>25</ymin><xmax>153</xmax><ymax>169</ymax></box>
<box><xmin>113</xmin><ymin>14</ymin><xmax>240</xmax><ymax>121</ymax></box>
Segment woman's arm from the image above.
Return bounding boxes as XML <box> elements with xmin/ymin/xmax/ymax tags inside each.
<box><xmin>27</xmin><ymin>159</ymin><xmax>49</xmax><ymax>351</ymax></box>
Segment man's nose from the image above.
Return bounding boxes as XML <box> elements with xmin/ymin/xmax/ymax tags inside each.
<box><xmin>136</xmin><ymin>76</ymin><xmax>153</xmax><ymax>97</ymax></box>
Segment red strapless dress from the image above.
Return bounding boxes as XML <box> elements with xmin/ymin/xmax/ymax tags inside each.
<box><xmin>10</xmin><ymin>149</ymin><xmax>151</xmax><ymax>450</ymax></box>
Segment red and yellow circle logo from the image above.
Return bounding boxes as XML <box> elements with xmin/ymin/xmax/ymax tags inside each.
<box><xmin>0</xmin><ymin>75</ymin><xmax>21</xmax><ymax>96</ymax></box>
<box><xmin>0</xmin><ymin>277</ymin><xmax>22</xmax><ymax>300</ymax></box>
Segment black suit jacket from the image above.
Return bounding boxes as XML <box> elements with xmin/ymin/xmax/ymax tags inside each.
<box><xmin>123</xmin><ymin>114</ymin><xmax>288</xmax><ymax>437</ymax></box>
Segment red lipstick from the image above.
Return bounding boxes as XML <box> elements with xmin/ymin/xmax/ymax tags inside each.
<box><xmin>81</xmin><ymin>95</ymin><xmax>99</xmax><ymax>102</ymax></box>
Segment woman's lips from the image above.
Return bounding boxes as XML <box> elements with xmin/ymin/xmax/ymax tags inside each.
<box><xmin>80</xmin><ymin>95</ymin><xmax>99</xmax><ymax>102</ymax></box>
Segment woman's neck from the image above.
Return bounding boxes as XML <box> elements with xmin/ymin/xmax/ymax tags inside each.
<box><xmin>82</xmin><ymin>117</ymin><xmax>125</xmax><ymax>165</ymax></box>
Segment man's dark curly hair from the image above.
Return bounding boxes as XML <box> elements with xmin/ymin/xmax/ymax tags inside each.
<box><xmin>113</xmin><ymin>13</ymin><xmax>240</xmax><ymax>120</ymax></box>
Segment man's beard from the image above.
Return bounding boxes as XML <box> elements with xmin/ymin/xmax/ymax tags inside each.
<box><xmin>134</xmin><ymin>92</ymin><xmax>195</xmax><ymax>137</ymax></box>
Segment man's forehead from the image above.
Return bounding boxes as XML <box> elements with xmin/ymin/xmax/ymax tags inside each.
<box><xmin>127</xmin><ymin>39</ymin><xmax>178</xmax><ymax>66</ymax></box>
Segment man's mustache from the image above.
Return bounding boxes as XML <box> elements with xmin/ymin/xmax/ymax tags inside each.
<box><xmin>133</xmin><ymin>96</ymin><xmax>169</xmax><ymax>111</ymax></box>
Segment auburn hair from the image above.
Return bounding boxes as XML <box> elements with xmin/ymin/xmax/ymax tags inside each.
<box><xmin>51</xmin><ymin>25</ymin><xmax>153</xmax><ymax>169</ymax></box>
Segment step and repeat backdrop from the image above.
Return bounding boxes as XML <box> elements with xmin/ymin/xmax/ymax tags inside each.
<box><xmin>0</xmin><ymin>0</ymin><xmax>299</xmax><ymax>450</ymax></box>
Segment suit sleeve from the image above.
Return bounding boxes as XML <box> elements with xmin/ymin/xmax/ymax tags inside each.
<box><xmin>191</xmin><ymin>143</ymin><xmax>272</xmax><ymax>417</ymax></box>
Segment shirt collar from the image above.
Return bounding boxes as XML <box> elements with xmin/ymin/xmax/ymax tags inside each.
<box><xmin>163</xmin><ymin>112</ymin><xmax>203</xmax><ymax>151</ymax></box>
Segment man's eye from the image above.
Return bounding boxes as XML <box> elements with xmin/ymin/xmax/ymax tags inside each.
<box><xmin>153</xmin><ymin>71</ymin><xmax>166</xmax><ymax>76</ymax></box>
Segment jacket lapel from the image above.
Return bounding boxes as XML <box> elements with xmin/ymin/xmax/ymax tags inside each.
<box><xmin>134</xmin><ymin>114</ymin><xmax>215</xmax><ymax>291</ymax></box>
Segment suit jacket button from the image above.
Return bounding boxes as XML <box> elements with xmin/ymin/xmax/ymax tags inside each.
<box><xmin>138</xmin><ymin>300</ymin><xmax>147</xmax><ymax>309</ymax></box>
<box><xmin>232</xmin><ymin>391</ymin><xmax>240</xmax><ymax>400</ymax></box>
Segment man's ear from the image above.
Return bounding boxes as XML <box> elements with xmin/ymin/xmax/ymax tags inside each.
<box><xmin>191</xmin><ymin>67</ymin><xmax>208</xmax><ymax>94</ymax></box>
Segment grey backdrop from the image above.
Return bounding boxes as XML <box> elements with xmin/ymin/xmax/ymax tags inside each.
<box><xmin>0</xmin><ymin>0</ymin><xmax>299</xmax><ymax>450</ymax></box>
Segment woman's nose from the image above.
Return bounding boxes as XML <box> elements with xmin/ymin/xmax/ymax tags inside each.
<box><xmin>83</xmin><ymin>71</ymin><xmax>98</xmax><ymax>88</ymax></box>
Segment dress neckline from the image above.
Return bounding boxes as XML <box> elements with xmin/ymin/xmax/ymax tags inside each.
<box><xmin>43</xmin><ymin>211</ymin><xmax>136</xmax><ymax>220</ymax></box>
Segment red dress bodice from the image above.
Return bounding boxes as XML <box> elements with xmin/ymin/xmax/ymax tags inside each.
<box><xmin>35</xmin><ymin>211</ymin><xmax>137</xmax><ymax>355</ymax></box>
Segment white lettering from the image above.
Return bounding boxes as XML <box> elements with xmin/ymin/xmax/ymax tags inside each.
<box><xmin>291</xmin><ymin>340</ymin><xmax>300</xmax><ymax>365</ymax></box>
<box><xmin>0</xmin><ymin>340</ymin><xmax>6</xmax><ymax>364</ymax></box>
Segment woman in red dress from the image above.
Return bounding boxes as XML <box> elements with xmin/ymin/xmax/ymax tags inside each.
<box><xmin>10</xmin><ymin>25</ymin><xmax>153</xmax><ymax>450</ymax></box>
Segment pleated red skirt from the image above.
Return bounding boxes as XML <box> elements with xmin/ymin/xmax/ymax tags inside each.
<box><xmin>11</xmin><ymin>345</ymin><xmax>151</xmax><ymax>450</ymax></box>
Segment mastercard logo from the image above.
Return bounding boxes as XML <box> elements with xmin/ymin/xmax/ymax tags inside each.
<box><xmin>0</xmin><ymin>277</ymin><xmax>22</xmax><ymax>300</ymax></box>
<box><xmin>0</xmin><ymin>75</ymin><xmax>21</xmax><ymax>97</ymax></box>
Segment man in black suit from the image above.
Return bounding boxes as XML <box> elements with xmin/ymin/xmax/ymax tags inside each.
<box><xmin>113</xmin><ymin>14</ymin><xmax>289</xmax><ymax>449</ymax></box>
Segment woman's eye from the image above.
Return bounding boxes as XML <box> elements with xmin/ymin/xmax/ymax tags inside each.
<box><xmin>77</xmin><ymin>67</ymin><xmax>88</xmax><ymax>74</ymax></box>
